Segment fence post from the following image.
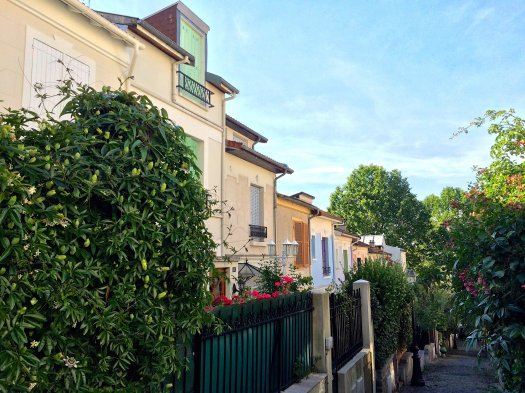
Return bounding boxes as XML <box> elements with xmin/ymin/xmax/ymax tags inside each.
<box><xmin>312</xmin><ymin>289</ymin><xmax>332</xmax><ymax>393</ymax></box>
<box><xmin>353</xmin><ymin>280</ymin><xmax>376</xmax><ymax>393</ymax></box>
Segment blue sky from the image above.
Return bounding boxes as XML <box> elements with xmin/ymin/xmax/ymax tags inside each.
<box><xmin>90</xmin><ymin>0</ymin><xmax>525</xmax><ymax>209</ymax></box>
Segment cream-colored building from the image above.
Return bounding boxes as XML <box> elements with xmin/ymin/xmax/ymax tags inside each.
<box><xmin>1</xmin><ymin>0</ymin><xmax>240</xmax><ymax>259</ymax></box>
<box><xmin>334</xmin><ymin>227</ymin><xmax>360</xmax><ymax>282</ymax></box>
<box><xmin>223</xmin><ymin>116</ymin><xmax>293</xmax><ymax>294</ymax></box>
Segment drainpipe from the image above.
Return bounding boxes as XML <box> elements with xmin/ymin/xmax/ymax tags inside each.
<box><xmin>125</xmin><ymin>43</ymin><xmax>141</xmax><ymax>91</ymax></box>
<box><xmin>221</xmin><ymin>92</ymin><xmax>237</xmax><ymax>256</ymax></box>
<box><xmin>171</xmin><ymin>56</ymin><xmax>191</xmax><ymax>102</ymax></box>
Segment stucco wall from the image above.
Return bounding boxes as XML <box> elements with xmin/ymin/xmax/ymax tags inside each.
<box><xmin>276</xmin><ymin>199</ymin><xmax>310</xmax><ymax>277</ymax></box>
<box><xmin>334</xmin><ymin>235</ymin><xmax>353</xmax><ymax>284</ymax></box>
<box><xmin>224</xmin><ymin>153</ymin><xmax>275</xmax><ymax>259</ymax></box>
<box><xmin>1</xmin><ymin>0</ymin><xmax>130</xmax><ymax>110</ymax></box>
<box><xmin>310</xmin><ymin>217</ymin><xmax>335</xmax><ymax>288</ymax></box>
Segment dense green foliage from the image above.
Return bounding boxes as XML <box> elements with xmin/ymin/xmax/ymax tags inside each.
<box><xmin>328</xmin><ymin>164</ymin><xmax>430</xmax><ymax>261</ymax></box>
<box><xmin>344</xmin><ymin>259</ymin><xmax>413</xmax><ymax>368</ymax></box>
<box><xmin>0</xmin><ymin>84</ymin><xmax>217</xmax><ymax>391</ymax></box>
<box><xmin>414</xmin><ymin>285</ymin><xmax>453</xmax><ymax>332</ymax></box>
<box><xmin>448</xmin><ymin>110</ymin><xmax>525</xmax><ymax>392</ymax></box>
<box><xmin>422</xmin><ymin>187</ymin><xmax>465</xmax><ymax>230</ymax></box>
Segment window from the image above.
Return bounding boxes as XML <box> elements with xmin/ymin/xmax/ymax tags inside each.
<box><xmin>178</xmin><ymin>18</ymin><xmax>210</xmax><ymax>105</ymax></box>
<box><xmin>250</xmin><ymin>185</ymin><xmax>264</xmax><ymax>241</ymax></box>
<box><xmin>29</xmin><ymin>39</ymin><xmax>90</xmax><ymax>114</ymax></box>
<box><xmin>322</xmin><ymin>237</ymin><xmax>330</xmax><ymax>277</ymax></box>
<box><xmin>293</xmin><ymin>221</ymin><xmax>309</xmax><ymax>267</ymax></box>
<box><xmin>311</xmin><ymin>235</ymin><xmax>316</xmax><ymax>260</ymax></box>
<box><xmin>343</xmin><ymin>249</ymin><xmax>349</xmax><ymax>272</ymax></box>
<box><xmin>184</xmin><ymin>135</ymin><xmax>203</xmax><ymax>179</ymax></box>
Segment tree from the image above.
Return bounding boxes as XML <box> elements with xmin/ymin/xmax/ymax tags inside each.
<box><xmin>448</xmin><ymin>109</ymin><xmax>525</xmax><ymax>392</ymax></box>
<box><xmin>423</xmin><ymin>186</ymin><xmax>465</xmax><ymax>229</ymax></box>
<box><xmin>0</xmin><ymin>83</ymin><xmax>217</xmax><ymax>391</ymax></box>
<box><xmin>328</xmin><ymin>164</ymin><xmax>430</xmax><ymax>254</ymax></box>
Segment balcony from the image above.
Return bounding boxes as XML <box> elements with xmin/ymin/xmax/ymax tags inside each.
<box><xmin>322</xmin><ymin>265</ymin><xmax>332</xmax><ymax>276</ymax></box>
<box><xmin>177</xmin><ymin>71</ymin><xmax>214</xmax><ymax>107</ymax></box>
<box><xmin>249</xmin><ymin>225</ymin><xmax>267</xmax><ymax>239</ymax></box>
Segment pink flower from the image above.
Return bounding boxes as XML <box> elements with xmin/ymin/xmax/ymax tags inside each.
<box><xmin>275</xmin><ymin>281</ymin><xmax>281</xmax><ymax>287</ymax></box>
<box><xmin>272</xmin><ymin>291</ymin><xmax>280</xmax><ymax>298</ymax></box>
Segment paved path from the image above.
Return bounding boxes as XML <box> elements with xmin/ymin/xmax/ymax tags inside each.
<box><xmin>400</xmin><ymin>350</ymin><xmax>498</xmax><ymax>393</ymax></box>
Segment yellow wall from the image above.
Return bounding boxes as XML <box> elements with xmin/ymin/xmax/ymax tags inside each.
<box><xmin>276</xmin><ymin>197</ymin><xmax>310</xmax><ymax>277</ymax></box>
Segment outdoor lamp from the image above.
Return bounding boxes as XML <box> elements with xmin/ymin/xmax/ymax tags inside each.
<box><xmin>406</xmin><ymin>267</ymin><xmax>425</xmax><ymax>386</ymax></box>
<box><xmin>291</xmin><ymin>240</ymin><xmax>299</xmax><ymax>256</ymax></box>
<box><xmin>282</xmin><ymin>239</ymin><xmax>292</xmax><ymax>257</ymax></box>
<box><xmin>407</xmin><ymin>268</ymin><xmax>417</xmax><ymax>284</ymax></box>
<box><xmin>267</xmin><ymin>240</ymin><xmax>276</xmax><ymax>256</ymax></box>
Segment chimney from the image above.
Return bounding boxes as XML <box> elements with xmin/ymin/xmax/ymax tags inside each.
<box><xmin>369</xmin><ymin>239</ymin><xmax>375</xmax><ymax>247</ymax></box>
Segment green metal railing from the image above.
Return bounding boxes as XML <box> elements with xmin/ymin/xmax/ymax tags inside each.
<box><xmin>173</xmin><ymin>292</ymin><xmax>313</xmax><ymax>393</ymax></box>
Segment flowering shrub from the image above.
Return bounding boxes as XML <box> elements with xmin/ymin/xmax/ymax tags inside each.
<box><xmin>450</xmin><ymin>109</ymin><xmax>525</xmax><ymax>392</ymax></box>
<box><xmin>210</xmin><ymin>275</ymin><xmax>306</xmax><ymax>309</ymax></box>
<box><xmin>256</xmin><ymin>258</ymin><xmax>313</xmax><ymax>295</ymax></box>
<box><xmin>0</xmin><ymin>83</ymin><xmax>217</xmax><ymax>391</ymax></box>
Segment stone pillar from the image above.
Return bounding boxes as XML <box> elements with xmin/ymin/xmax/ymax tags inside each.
<box><xmin>312</xmin><ymin>289</ymin><xmax>333</xmax><ymax>393</ymax></box>
<box><xmin>353</xmin><ymin>279</ymin><xmax>376</xmax><ymax>393</ymax></box>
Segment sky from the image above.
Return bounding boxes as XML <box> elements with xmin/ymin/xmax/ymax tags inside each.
<box><xmin>90</xmin><ymin>0</ymin><xmax>525</xmax><ymax>210</ymax></box>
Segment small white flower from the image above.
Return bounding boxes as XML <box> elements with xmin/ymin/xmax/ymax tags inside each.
<box><xmin>63</xmin><ymin>356</ymin><xmax>79</xmax><ymax>368</ymax></box>
<box><xmin>24</xmin><ymin>244</ymin><xmax>30</xmax><ymax>250</ymax></box>
<box><xmin>27</xmin><ymin>186</ymin><xmax>36</xmax><ymax>195</ymax></box>
<box><xmin>155</xmin><ymin>222</ymin><xmax>161</xmax><ymax>229</ymax></box>
<box><xmin>30</xmin><ymin>340</ymin><xmax>39</xmax><ymax>348</ymax></box>
<box><xmin>19</xmin><ymin>135</ymin><xmax>26</xmax><ymax>141</ymax></box>
<box><xmin>34</xmin><ymin>250</ymin><xmax>41</xmax><ymax>257</ymax></box>
<box><xmin>28</xmin><ymin>382</ymin><xmax>37</xmax><ymax>391</ymax></box>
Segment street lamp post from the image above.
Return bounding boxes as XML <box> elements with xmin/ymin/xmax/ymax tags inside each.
<box><xmin>267</xmin><ymin>240</ymin><xmax>298</xmax><ymax>273</ymax></box>
<box><xmin>407</xmin><ymin>268</ymin><xmax>425</xmax><ymax>387</ymax></box>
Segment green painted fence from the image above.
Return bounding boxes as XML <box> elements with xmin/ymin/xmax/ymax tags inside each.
<box><xmin>173</xmin><ymin>292</ymin><xmax>313</xmax><ymax>393</ymax></box>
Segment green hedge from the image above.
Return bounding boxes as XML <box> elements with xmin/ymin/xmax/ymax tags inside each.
<box><xmin>344</xmin><ymin>259</ymin><xmax>413</xmax><ymax>368</ymax></box>
<box><xmin>0</xmin><ymin>84</ymin><xmax>216</xmax><ymax>391</ymax></box>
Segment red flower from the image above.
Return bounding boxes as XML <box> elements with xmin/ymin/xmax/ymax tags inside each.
<box><xmin>275</xmin><ymin>281</ymin><xmax>281</xmax><ymax>287</ymax></box>
<box><xmin>272</xmin><ymin>291</ymin><xmax>280</xmax><ymax>298</ymax></box>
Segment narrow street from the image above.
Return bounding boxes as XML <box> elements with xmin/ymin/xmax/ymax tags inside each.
<box><xmin>400</xmin><ymin>349</ymin><xmax>498</xmax><ymax>393</ymax></box>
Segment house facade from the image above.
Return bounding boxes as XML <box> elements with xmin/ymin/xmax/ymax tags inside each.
<box><xmin>278</xmin><ymin>193</ymin><xmax>343</xmax><ymax>289</ymax></box>
<box><xmin>334</xmin><ymin>228</ymin><xmax>359</xmax><ymax>282</ymax></box>
<box><xmin>223</xmin><ymin>116</ymin><xmax>292</xmax><ymax>295</ymax></box>
<box><xmin>361</xmin><ymin>234</ymin><xmax>406</xmax><ymax>269</ymax></box>
<box><xmin>1</xmin><ymin>0</ymin><xmax>240</xmax><ymax>260</ymax></box>
<box><xmin>276</xmin><ymin>193</ymin><xmax>313</xmax><ymax>278</ymax></box>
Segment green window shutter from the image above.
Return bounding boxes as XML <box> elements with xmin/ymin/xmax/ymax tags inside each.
<box><xmin>180</xmin><ymin>19</ymin><xmax>203</xmax><ymax>84</ymax></box>
<box><xmin>343</xmin><ymin>249</ymin><xmax>349</xmax><ymax>272</ymax></box>
<box><xmin>184</xmin><ymin>136</ymin><xmax>202</xmax><ymax>179</ymax></box>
